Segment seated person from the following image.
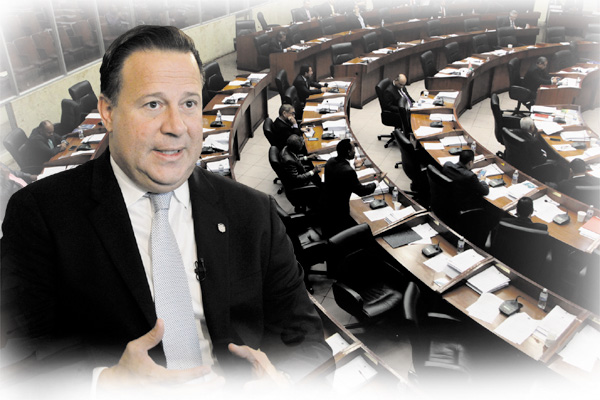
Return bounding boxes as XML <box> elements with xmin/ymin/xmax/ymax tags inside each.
<box><xmin>269</xmin><ymin>31</ymin><xmax>288</xmax><ymax>53</ymax></box>
<box><xmin>273</xmin><ymin>104</ymin><xmax>304</xmax><ymax>151</ymax></box>
<box><xmin>322</xmin><ymin>139</ymin><xmax>376</xmax><ymax>238</ymax></box>
<box><xmin>499</xmin><ymin>10</ymin><xmax>530</xmax><ymax>29</ymax></box>
<box><xmin>511</xmin><ymin>117</ymin><xmax>548</xmax><ymax>170</ymax></box>
<box><xmin>293</xmin><ymin>0</ymin><xmax>315</xmax><ymax>22</ymax></box>
<box><xmin>524</xmin><ymin>57</ymin><xmax>560</xmax><ymax>95</ymax></box>
<box><xmin>346</xmin><ymin>4</ymin><xmax>367</xmax><ymax>30</ymax></box>
<box><xmin>280</xmin><ymin>134</ymin><xmax>321</xmax><ymax>190</ymax></box>
<box><xmin>23</xmin><ymin>120</ymin><xmax>67</xmax><ymax>170</ymax></box>
<box><xmin>501</xmin><ymin>196</ymin><xmax>547</xmax><ymax>231</ymax></box>
<box><xmin>293</xmin><ymin>65</ymin><xmax>326</xmax><ymax>118</ymax></box>
<box><xmin>382</xmin><ymin>74</ymin><xmax>414</xmax><ymax>112</ymax></box>
<box><xmin>558</xmin><ymin>158</ymin><xmax>600</xmax><ymax>198</ymax></box>
<box><xmin>316</xmin><ymin>0</ymin><xmax>338</xmax><ymax>17</ymax></box>
<box><xmin>442</xmin><ymin>149</ymin><xmax>489</xmax><ymax>211</ymax></box>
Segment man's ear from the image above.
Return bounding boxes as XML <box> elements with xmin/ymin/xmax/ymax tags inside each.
<box><xmin>98</xmin><ymin>95</ymin><xmax>114</xmax><ymax>132</ymax></box>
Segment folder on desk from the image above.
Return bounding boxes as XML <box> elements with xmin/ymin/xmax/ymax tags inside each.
<box><xmin>447</xmin><ymin>249</ymin><xmax>485</xmax><ymax>274</ymax></box>
<box><xmin>466</xmin><ymin>265</ymin><xmax>510</xmax><ymax>294</ymax></box>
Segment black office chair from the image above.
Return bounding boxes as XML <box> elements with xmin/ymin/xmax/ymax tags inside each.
<box><xmin>550</xmin><ymin>49</ymin><xmax>573</xmax><ymax>72</ymax></box>
<box><xmin>282</xmin><ymin>86</ymin><xmax>302</xmax><ymax>122</ymax></box>
<box><xmin>263</xmin><ymin>118</ymin><xmax>283</xmax><ymax>191</ymax></box>
<box><xmin>275</xmin><ymin>200</ymin><xmax>328</xmax><ymax>294</ymax></box>
<box><xmin>545</xmin><ymin>26</ymin><xmax>566</xmax><ymax>43</ymax></box>
<box><xmin>444</xmin><ymin>42</ymin><xmax>461</xmax><ymax>64</ymax></box>
<box><xmin>330</xmin><ymin>42</ymin><xmax>354</xmax><ymax>77</ymax></box>
<box><xmin>3</xmin><ymin>128</ymin><xmax>33</xmax><ymax>172</ymax></box>
<box><xmin>55</xmin><ymin>98</ymin><xmax>84</xmax><ymax>136</ymax></box>
<box><xmin>584</xmin><ymin>23</ymin><xmax>600</xmax><ymax>42</ymax></box>
<box><xmin>328</xmin><ymin>223</ymin><xmax>405</xmax><ymax>329</ymax></box>
<box><xmin>375</xmin><ymin>78</ymin><xmax>403</xmax><ymax>148</ymax></box>
<box><xmin>497</xmin><ymin>26</ymin><xmax>518</xmax><ymax>48</ymax></box>
<box><xmin>403</xmin><ymin>281</ymin><xmax>473</xmax><ymax>392</ymax></box>
<box><xmin>362</xmin><ymin>31</ymin><xmax>378</xmax><ymax>53</ymax></box>
<box><xmin>426</xmin><ymin>164</ymin><xmax>457</xmax><ymax>225</ymax></box>
<box><xmin>463</xmin><ymin>18</ymin><xmax>481</xmax><ymax>33</ymax></box>
<box><xmin>320</xmin><ymin>16</ymin><xmax>337</xmax><ymax>36</ymax></box>
<box><xmin>569</xmin><ymin>186</ymin><xmax>600</xmax><ymax>209</ymax></box>
<box><xmin>507</xmin><ymin>57</ymin><xmax>533</xmax><ymax>116</ymax></box>
<box><xmin>393</xmin><ymin>128</ymin><xmax>430</xmax><ymax>206</ymax></box>
<box><xmin>471</xmin><ymin>34</ymin><xmax>491</xmax><ymax>54</ymax></box>
<box><xmin>426</xmin><ymin>19</ymin><xmax>442</xmax><ymax>37</ymax></box>
<box><xmin>234</xmin><ymin>20</ymin><xmax>256</xmax><ymax>50</ymax></box>
<box><xmin>275</xmin><ymin>69</ymin><xmax>290</xmax><ymax>103</ymax></box>
<box><xmin>268</xmin><ymin>146</ymin><xmax>320</xmax><ymax>212</ymax></box>
<box><xmin>291</xmin><ymin>8</ymin><xmax>309</xmax><ymax>23</ymax></box>
<box><xmin>287</xmin><ymin>24</ymin><xmax>303</xmax><ymax>45</ymax></box>
<box><xmin>490</xmin><ymin>93</ymin><xmax>521</xmax><ymax>149</ymax></box>
<box><xmin>501</xmin><ymin>127</ymin><xmax>560</xmax><ymax>184</ymax></box>
<box><xmin>68</xmin><ymin>80</ymin><xmax>98</xmax><ymax>111</ymax></box>
<box><xmin>253</xmin><ymin>33</ymin><xmax>271</xmax><ymax>70</ymax></box>
<box><xmin>381</xmin><ymin>27</ymin><xmax>395</xmax><ymax>47</ymax></box>
<box><xmin>203</xmin><ymin>61</ymin><xmax>229</xmax><ymax>102</ymax></box>
<box><xmin>257</xmin><ymin>11</ymin><xmax>279</xmax><ymax>31</ymax></box>
<box><xmin>420</xmin><ymin>50</ymin><xmax>437</xmax><ymax>89</ymax></box>
<box><xmin>489</xmin><ymin>220</ymin><xmax>552</xmax><ymax>286</ymax></box>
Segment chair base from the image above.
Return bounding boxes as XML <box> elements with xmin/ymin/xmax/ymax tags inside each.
<box><xmin>377</xmin><ymin>134</ymin><xmax>395</xmax><ymax>148</ymax></box>
<box><xmin>395</xmin><ymin>161</ymin><xmax>402</xmax><ymax>168</ymax></box>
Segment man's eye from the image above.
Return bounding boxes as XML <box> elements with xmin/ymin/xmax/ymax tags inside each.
<box><xmin>184</xmin><ymin>100</ymin><xmax>197</xmax><ymax>109</ymax></box>
<box><xmin>146</xmin><ymin>101</ymin><xmax>159</xmax><ymax>109</ymax></box>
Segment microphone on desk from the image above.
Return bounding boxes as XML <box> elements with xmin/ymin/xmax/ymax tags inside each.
<box><xmin>195</xmin><ymin>259</ymin><xmax>207</xmax><ymax>282</ymax></box>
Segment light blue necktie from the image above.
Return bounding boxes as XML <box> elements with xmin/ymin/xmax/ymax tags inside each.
<box><xmin>149</xmin><ymin>192</ymin><xmax>203</xmax><ymax>369</ymax></box>
<box><xmin>48</xmin><ymin>139</ymin><xmax>54</xmax><ymax>149</ymax></box>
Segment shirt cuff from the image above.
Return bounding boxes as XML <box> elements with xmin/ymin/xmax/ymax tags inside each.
<box><xmin>90</xmin><ymin>366</ymin><xmax>108</xmax><ymax>399</ymax></box>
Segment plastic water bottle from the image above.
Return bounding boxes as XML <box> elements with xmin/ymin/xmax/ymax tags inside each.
<box><xmin>471</xmin><ymin>141</ymin><xmax>477</xmax><ymax>153</ymax></box>
<box><xmin>538</xmin><ymin>288</ymin><xmax>548</xmax><ymax>310</ymax></box>
<box><xmin>512</xmin><ymin>170</ymin><xmax>519</xmax><ymax>185</ymax></box>
<box><xmin>216</xmin><ymin>110</ymin><xmax>222</xmax><ymax>124</ymax></box>
<box><xmin>76</xmin><ymin>128</ymin><xmax>84</xmax><ymax>140</ymax></box>
<box><xmin>218</xmin><ymin>164</ymin><xmax>224</xmax><ymax>175</ymax></box>
<box><xmin>586</xmin><ymin>205</ymin><xmax>594</xmax><ymax>222</ymax></box>
<box><xmin>381</xmin><ymin>19</ymin><xmax>384</xmax><ymax>27</ymax></box>
<box><xmin>457</xmin><ymin>238</ymin><xmax>465</xmax><ymax>253</ymax></box>
<box><xmin>392</xmin><ymin>187</ymin><xmax>398</xmax><ymax>202</ymax></box>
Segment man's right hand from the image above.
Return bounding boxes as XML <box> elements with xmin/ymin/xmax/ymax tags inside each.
<box><xmin>98</xmin><ymin>319</ymin><xmax>214</xmax><ymax>390</ymax></box>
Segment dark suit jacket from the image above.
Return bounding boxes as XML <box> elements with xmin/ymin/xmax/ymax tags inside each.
<box><xmin>273</xmin><ymin>117</ymin><xmax>303</xmax><ymax>151</ymax></box>
<box><xmin>23</xmin><ymin>130</ymin><xmax>63</xmax><ymax>168</ymax></box>
<box><xmin>1</xmin><ymin>151</ymin><xmax>331</xmax><ymax>392</ymax></box>
<box><xmin>382</xmin><ymin>84</ymin><xmax>414</xmax><ymax>113</ymax></box>
<box><xmin>524</xmin><ymin>64</ymin><xmax>552</xmax><ymax>93</ymax></box>
<box><xmin>442</xmin><ymin>161</ymin><xmax>489</xmax><ymax>211</ymax></box>
<box><xmin>498</xmin><ymin>16</ymin><xmax>525</xmax><ymax>29</ymax></box>
<box><xmin>269</xmin><ymin>37</ymin><xmax>287</xmax><ymax>53</ymax></box>
<box><xmin>293</xmin><ymin>74</ymin><xmax>322</xmax><ymax>104</ymax></box>
<box><xmin>280</xmin><ymin>146</ymin><xmax>320</xmax><ymax>189</ymax></box>
<box><xmin>292</xmin><ymin>7</ymin><xmax>313</xmax><ymax>23</ymax></box>
<box><xmin>346</xmin><ymin>14</ymin><xmax>366</xmax><ymax>30</ymax></box>
<box><xmin>511</xmin><ymin>128</ymin><xmax>547</xmax><ymax>170</ymax></box>
<box><xmin>557</xmin><ymin>175</ymin><xmax>600</xmax><ymax>198</ymax></box>
<box><xmin>322</xmin><ymin>156</ymin><xmax>376</xmax><ymax>237</ymax></box>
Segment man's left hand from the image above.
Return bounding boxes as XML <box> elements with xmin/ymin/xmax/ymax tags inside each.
<box><xmin>228</xmin><ymin>343</ymin><xmax>292</xmax><ymax>390</ymax></box>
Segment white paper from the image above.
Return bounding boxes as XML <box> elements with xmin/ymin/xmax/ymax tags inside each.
<box><xmin>494</xmin><ymin>312</ymin><xmax>539</xmax><ymax>345</ymax></box>
<box><xmin>414</xmin><ymin>126</ymin><xmax>443</xmax><ymax>138</ymax></box>
<box><xmin>467</xmin><ymin>292</ymin><xmax>504</xmax><ymax>323</ymax></box>
<box><xmin>329</xmin><ymin>356</ymin><xmax>377</xmax><ymax>393</ymax></box>
<box><xmin>356</xmin><ymin>168</ymin><xmax>377</xmax><ymax>179</ymax></box>
<box><xmin>532</xmin><ymin>195</ymin><xmax>564</xmax><ymax>223</ymax></box>
<box><xmin>532</xmin><ymin>306</ymin><xmax>576</xmax><ymax>342</ymax></box>
<box><xmin>447</xmin><ymin>249</ymin><xmax>485</xmax><ymax>273</ymax></box>
<box><xmin>325</xmin><ymin>333</ymin><xmax>350</xmax><ymax>356</ymax></box>
<box><xmin>423</xmin><ymin>253</ymin><xmax>450</xmax><ymax>273</ymax></box>
<box><xmin>423</xmin><ymin>142</ymin><xmax>445</xmax><ymax>150</ymax></box>
<box><xmin>466</xmin><ymin>265</ymin><xmax>510</xmax><ymax>294</ymax></box>
<box><xmin>559</xmin><ymin>325</ymin><xmax>600</xmax><ymax>372</ymax></box>
<box><xmin>363</xmin><ymin>206</ymin><xmax>394</xmax><ymax>222</ymax></box>
<box><xmin>485</xmin><ymin>186</ymin><xmax>509</xmax><ymax>200</ymax></box>
<box><xmin>438</xmin><ymin>156</ymin><xmax>459</xmax><ymax>165</ymax></box>
<box><xmin>81</xmin><ymin>133</ymin><xmax>105</xmax><ymax>143</ymax></box>
<box><xmin>440</xmin><ymin>135</ymin><xmax>467</xmax><ymax>147</ymax></box>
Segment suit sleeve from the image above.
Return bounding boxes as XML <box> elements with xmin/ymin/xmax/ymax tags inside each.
<box><xmin>345</xmin><ymin>167</ymin><xmax>376</xmax><ymax>197</ymax></box>
<box><xmin>382</xmin><ymin>88</ymin><xmax>400</xmax><ymax>113</ymax></box>
<box><xmin>283</xmin><ymin>157</ymin><xmax>313</xmax><ymax>185</ymax></box>
<box><xmin>471</xmin><ymin>174</ymin><xmax>489</xmax><ymax>196</ymax></box>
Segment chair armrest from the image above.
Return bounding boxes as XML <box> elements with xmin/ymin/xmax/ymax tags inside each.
<box><xmin>509</xmin><ymin>85</ymin><xmax>533</xmax><ymax>102</ymax></box>
<box><xmin>332</xmin><ymin>282</ymin><xmax>364</xmax><ymax>312</ymax></box>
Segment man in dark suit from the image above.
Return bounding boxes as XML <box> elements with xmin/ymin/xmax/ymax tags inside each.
<box><xmin>23</xmin><ymin>120</ymin><xmax>68</xmax><ymax>169</ymax></box>
<box><xmin>292</xmin><ymin>0</ymin><xmax>314</xmax><ymax>22</ymax></box>
<box><xmin>510</xmin><ymin>117</ymin><xmax>548</xmax><ymax>170</ymax></box>
<box><xmin>269</xmin><ymin>30</ymin><xmax>288</xmax><ymax>54</ymax></box>
<box><xmin>524</xmin><ymin>57</ymin><xmax>559</xmax><ymax>94</ymax></box>
<box><xmin>503</xmin><ymin>196</ymin><xmax>548</xmax><ymax>231</ymax></box>
<box><xmin>442</xmin><ymin>149</ymin><xmax>489</xmax><ymax>211</ymax></box>
<box><xmin>293</xmin><ymin>64</ymin><xmax>325</xmax><ymax>108</ymax></box>
<box><xmin>558</xmin><ymin>158</ymin><xmax>600</xmax><ymax>200</ymax></box>
<box><xmin>273</xmin><ymin>104</ymin><xmax>303</xmax><ymax>151</ymax></box>
<box><xmin>382</xmin><ymin>74</ymin><xmax>415</xmax><ymax>113</ymax></box>
<box><xmin>1</xmin><ymin>25</ymin><xmax>331</xmax><ymax>398</ymax></box>
<box><xmin>346</xmin><ymin>4</ymin><xmax>367</xmax><ymax>30</ymax></box>
<box><xmin>280</xmin><ymin>134</ymin><xmax>321</xmax><ymax>190</ymax></box>
<box><xmin>498</xmin><ymin>10</ymin><xmax>529</xmax><ymax>29</ymax></box>
<box><xmin>316</xmin><ymin>0</ymin><xmax>337</xmax><ymax>17</ymax></box>
<box><xmin>321</xmin><ymin>139</ymin><xmax>376</xmax><ymax>238</ymax></box>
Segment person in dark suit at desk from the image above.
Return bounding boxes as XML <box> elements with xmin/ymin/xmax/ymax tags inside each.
<box><xmin>321</xmin><ymin>139</ymin><xmax>376</xmax><ymax>237</ymax></box>
<box><xmin>316</xmin><ymin>0</ymin><xmax>337</xmax><ymax>17</ymax></box>
<box><xmin>382</xmin><ymin>74</ymin><xmax>415</xmax><ymax>113</ymax></box>
<box><xmin>346</xmin><ymin>4</ymin><xmax>367</xmax><ymax>30</ymax></box>
<box><xmin>524</xmin><ymin>57</ymin><xmax>560</xmax><ymax>95</ymax></box>
<box><xmin>273</xmin><ymin>104</ymin><xmax>303</xmax><ymax>150</ymax></box>
<box><xmin>23</xmin><ymin>120</ymin><xmax>68</xmax><ymax>169</ymax></box>
<box><xmin>293</xmin><ymin>0</ymin><xmax>314</xmax><ymax>22</ymax></box>
<box><xmin>269</xmin><ymin>31</ymin><xmax>288</xmax><ymax>53</ymax></box>
<box><xmin>1</xmin><ymin>25</ymin><xmax>331</xmax><ymax>398</ymax></box>
<box><xmin>280</xmin><ymin>134</ymin><xmax>321</xmax><ymax>190</ymax></box>
<box><xmin>293</xmin><ymin>64</ymin><xmax>325</xmax><ymax>117</ymax></box>
<box><xmin>500</xmin><ymin>196</ymin><xmax>547</xmax><ymax>231</ymax></box>
<box><xmin>511</xmin><ymin>116</ymin><xmax>548</xmax><ymax>168</ymax></box>
<box><xmin>442</xmin><ymin>149</ymin><xmax>489</xmax><ymax>211</ymax></box>
<box><xmin>558</xmin><ymin>158</ymin><xmax>600</xmax><ymax>198</ymax></box>
<box><xmin>498</xmin><ymin>10</ymin><xmax>530</xmax><ymax>29</ymax></box>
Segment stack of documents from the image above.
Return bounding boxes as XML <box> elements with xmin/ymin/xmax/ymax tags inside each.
<box><xmin>414</xmin><ymin>126</ymin><xmax>443</xmax><ymax>138</ymax></box>
<box><xmin>447</xmin><ymin>249</ymin><xmax>485</xmax><ymax>274</ymax></box>
<box><xmin>371</xmin><ymin>180</ymin><xmax>389</xmax><ymax>196</ymax></box>
<box><xmin>326</xmin><ymin>80</ymin><xmax>351</xmax><ymax>90</ymax></box>
<box><xmin>81</xmin><ymin>133</ymin><xmax>105</xmax><ymax>143</ymax></box>
<box><xmin>440</xmin><ymin>135</ymin><xmax>467</xmax><ymax>147</ymax></box>
<box><xmin>206</xmin><ymin>158</ymin><xmax>230</xmax><ymax>174</ymax></box>
<box><xmin>322</xmin><ymin>118</ymin><xmax>348</xmax><ymax>132</ymax></box>
<box><xmin>506</xmin><ymin>181</ymin><xmax>537</xmax><ymax>199</ymax></box>
<box><xmin>247</xmin><ymin>73</ymin><xmax>267</xmax><ymax>82</ymax></box>
<box><xmin>529</xmin><ymin>195</ymin><xmax>564</xmax><ymax>223</ymax></box>
<box><xmin>579</xmin><ymin>217</ymin><xmax>600</xmax><ymax>241</ymax></box>
<box><xmin>532</xmin><ymin>306</ymin><xmax>576</xmax><ymax>344</ymax></box>
<box><xmin>466</xmin><ymin>292</ymin><xmax>504</xmax><ymax>323</ymax></box>
<box><xmin>328</xmin><ymin>356</ymin><xmax>377</xmax><ymax>394</ymax></box>
<box><xmin>557</xmin><ymin>78</ymin><xmax>579</xmax><ymax>88</ymax></box>
<box><xmin>531</xmin><ymin>105</ymin><xmax>557</xmax><ymax>114</ymax></box>
<box><xmin>429</xmin><ymin>113</ymin><xmax>455</xmax><ymax>122</ymax></box>
<box><xmin>466</xmin><ymin>265</ymin><xmax>510</xmax><ymax>294</ymax></box>
<box><xmin>560</xmin><ymin>130</ymin><xmax>590</xmax><ymax>141</ymax></box>
<box><xmin>535</xmin><ymin>120</ymin><xmax>563</xmax><ymax>135</ymax></box>
<box><xmin>203</xmin><ymin>131</ymin><xmax>230</xmax><ymax>152</ymax></box>
<box><xmin>325</xmin><ymin>333</ymin><xmax>350</xmax><ymax>356</ymax></box>
<box><xmin>494</xmin><ymin>312</ymin><xmax>538</xmax><ymax>345</ymax></box>
<box><xmin>558</xmin><ymin>325</ymin><xmax>600</xmax><ymax>372</ymax></box>
<box><xmin>472</xmin><ymin>163</ymin><xmax>504</xmax><ymax>177</ymax></box>
<box><xmin>383</xmin><ymin>206</ymin><xmax>416</xmax><ymax>225</ymax></box>
<box><xmin>222</xmin><ymin>93</ymin><xmax>247</xmax><ymax>103</ymax></box>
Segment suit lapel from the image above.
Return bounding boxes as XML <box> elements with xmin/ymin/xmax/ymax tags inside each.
<box><xmin>188</xmin><ymin>169</ymin><xmax>233</xmax><ymax>345</ymax></box>
<box><xmin>89</xmin><ymin>152</ymin><xmax>157</xmax><ymax>328</ymax></box>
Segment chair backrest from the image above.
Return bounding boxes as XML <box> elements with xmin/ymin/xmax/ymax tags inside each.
<box><xmin>254</xmin><ymin>33</ymin><xmax>271</xmax><ymax>69</ymax></box>
<box><xmin>426</xmin><ymin>19</ymin><xmax>441</xmax><ymax>37</ymax></box>
<box><xmin>490</xmin><ymin>221</ymin><xmax>550</xmax><ymax>282</ymax></box>
<box><xmin>571</xmin><ymin>186</ymin><xmax>600</xmax><ymax>208</ymax></box>
<box><xmin>420</xmin><ymin>50</ymin><xmax>436</xmax><ymax>78</ymax></box>
<box><xmin>58</xmin><ymin>98</ymin><xmax>83</xmax><ymax>135</ymax></box>
<box><xmin>507</xmin><ymin>57</ymin><xmax>522</xmax><ymax>86</ymax></box>
<box><xmin>375</xmin><ymin>78</ymin><xmax>392</xmax><ymax>110</ymax></box>
<box><xmin>501</xmin><ymin>127</ymin><xmax>532</xmax><ymax>172</ymax></box>
<box><xmin>490</xmin><ymin>93</ymin><xmax>504</xmax><ymax>145</ymax></box>
<box><xmin>327</xmin><ymin>223</ymin><xmax>373</xmax><ymax>278</ymax></box>
<box><xmin>380</xmin><ymin>27</ymin><xmax>395</xmax><ymax>48</ymax></box>
<box><xmin>287</xmin><ymin>24</ymin><xmax>303</xmax><ymax>44</ymax></box>
<box><xmin>403</xmin><ymin>281</ymin><xmax>426</xmax><ymax>328</ymax></box>
<box><xmin>263</xmin><ymin>117</ymin><xmax>277</xmax><ymax>148</ymax></box>
<box><xmin>3</xmin><ymin>128</ymin><xmax>28</xmax><ymax>168</ymax></box>
<box><xmin>331</xmin><ymin>42</ymin><xmax>354</xmax><ymax>65</ymax></box>
<box><xmin>551</xmin><ymin>49</ymin><xmax>573</xmax><ymax>72</ymax></box>
<box><xmin>291</xmin><ymin>8</ymin><xmax>308</xmax><ymax>23</ymax></box>
<box><xmin>283</xmin><ymin>86</ymin><xmax>302</xmax><ymax>118</ymax></box>
<box><xmin>375</xmin><ymin>78</ymin><xmax>402</xmax><ymax>128</ymax></box>
<box><xmin>203</xmin><ymin>61</ymin><xmax>226</xmax><ymax>92</ymax></box>
<box><xmin>320</xmin><ymin>16</ymin><xmax>337</xmax><ymax>36</ymax></box>
<box><xmin>444</xmin><ymin>42</ymin><xmax>460</xmax><ymax>64</ymax></box>
<box><xmin>236</xmin><ymin>20</ymin><xmax>256</xmax><ymax>37</ymax></box>
<box><xmin>464</xmin><ymin>18</ymin><xmax>481</xmax><ymax>33</ymax></box>
<box><xmin>426</xmin><ymin>164</ymin><xmax>455</xmax><ymax>220</ymax></box>
<box><xmin>546</xmin><ymin>26</ymin><xmax>565</xmax><ymax>43</ymax></box>
<box><xmin>257</xmin><ymin>12</ymin><xmax>269</xmax><ymax>31</ymax></box>
<box><xmin>362</xmin><ymin>31</ymin><xmax>378</xmax><ymax>53</ymax></box>
<box><xmin>497</xmin><ymin>26</ymin><xmax>517</xmax><ymax>47</ymax></box>
<box><xmin>69</xmin><ymin>80</ymin><xmax>97</xmax><ymax>104</ymax></box>
<box><xmin>275</xmin><ymin>69</ymin><xmax>290</xmax><ymax>102</ymax></box>
<box><xmin>393</xmin><ymin>128</ymin><xmax>420</xmax><ymax>182</ymax></box>
<box><xmin>268</xmin><ymin>145</ymin><xmax>285</xmax><ymax>182</ymax></box>
<box><xmin>472</xmin><ymin>34</ymin><xmax>491</xmax><ymax>54</ymax></box>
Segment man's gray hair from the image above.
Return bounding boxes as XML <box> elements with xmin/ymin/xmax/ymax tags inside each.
<box><xmin>520</xmin><ymin>117</ymin><xmax>535</xmax><ymax>132</ymax></box>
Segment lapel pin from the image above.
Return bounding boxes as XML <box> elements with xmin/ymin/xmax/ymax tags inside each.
<box><xmin>217</xmin><ymin>223</ymin><xmax>226</xmax><ymax>233</ymax></box>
